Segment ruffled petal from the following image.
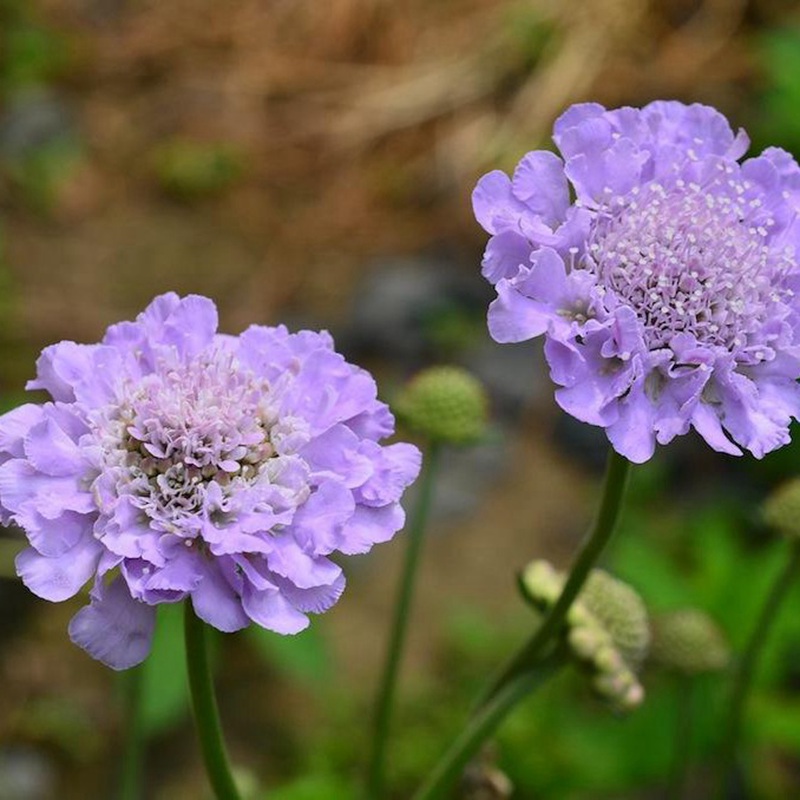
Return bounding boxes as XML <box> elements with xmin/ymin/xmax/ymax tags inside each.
<box><xmin>338</xmin><ymin>503</ymin><xmax>406</xmax><ymax>555</ymax></box>
<box><xmin>472</xmin><ymin>170</ymin><xmax>528</xmax><ymax>234</ymax></box>
<box><xmin>355</xmin><ymin>442</ymin><xmax>421</xmax><ymax>507</ymax></box>
<box><xmin>241</xmin><ymin>584</ymin><xmax>309</xmax><ymax>634</ymax></box>
<box><xmin>481</xmin><ymin>230</ymin><xmax>532</xmax><ymax>284</ymax></box>
<box><xmin>191</xmin><ymin>559</ymin><xmax>249</xmax><ymax>633</ymax></box>
<box><xmin>511</xmin><ymin>151</ymin><xmax>569</xmax><ymax>226</ymax></box>
<box><xmin>16</xmin><ymin>537</ymin><xmax>101</xmax><ymax>601</ymax></box>
<box><xmin>291</xmin><ymin>480</ymin><xmax>356</xmax><ymax>554</ymax></box>
<box><xmin>68</xmin><ymin>576</ymin><xmax>156</xmax><ymax>670</ymax></box>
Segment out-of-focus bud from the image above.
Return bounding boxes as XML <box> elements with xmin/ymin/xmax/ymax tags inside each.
<box><xmin>651</xmin><ymin>608</ymin><xmax>730</xmax><ymax>675</ymax></box>
<box><xmin>395</xmin><ymin>366</ymin><xmax>489</xmax><ymax>445</ymax></box>
<box><xmin>762</xmin><ymin>478</ymin><xmax>800</xmax><ymax>541</ymax></box>
<box><xmin>579</xmin><ymin>570</ymin><xmax>650</xmax><ymax>669</ymax></box>
<box><xmin>519</xmin><ymin>559</ymin><xmax>563</xmax><ymax>608</ymax></box>
<box><xmin>519</xmin><ymin>559</ymin><xmax>649</xmax><ymax>713</ymax></box>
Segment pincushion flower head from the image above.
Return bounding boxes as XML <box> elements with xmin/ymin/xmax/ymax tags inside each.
<box><xmin>473</xmin><ymin>101</ymin><xmax>800</xmax><ymax>462</ymax></box>
<box><xmin>0</xmin><ymin>293</ymin><xmax>421</xmax><ymax>669</ymax></box>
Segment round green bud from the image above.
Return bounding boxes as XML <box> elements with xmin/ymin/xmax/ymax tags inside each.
<box><xmin>593</xmin><ymin>643</ymin><xmax>626</xmax><ymax>674</ymax></box>
<box><xmin>395</xmin><ymin>366</ymin><xmax>489</xmax><ymax>445</ymax></box>
<box><xmin>519</xmin><ymin>559</ymin><xmax>563</xmax><ymax>609</ymax></box>
<box><xmin>651</xmin><ymin>609</ymin><xmax>730</xmax><ymax>675</ymax></box>
<box><xmin>618</xmin><ymin>682</ymin><xmax>645</xmax><ymax>712</ymax></box>
<box><xmin>763</xmin><ymin>478</ymin><xmax>800</xmax><ymax>540</ymax></box>
<box><xmin>593</xmin><ymin>667</ymin><xmax>645</xmax><ymax>712</ymax></box>
<box><xmin>579</xmin><ymin>570</ymin><xmax>650</xmax><ymax>669</ymax></box>
<box><xmin>567</xmin><ymin>625</ymin><xmax>608</xmax><ymax>660</ymax></box>
<box><xmin>566</xmin><ymin>599</ymin><xmax>595</xmax><ymax>628</ymax></box>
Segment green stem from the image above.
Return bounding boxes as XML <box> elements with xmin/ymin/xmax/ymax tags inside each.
<box><xmin>412</xmin><ymin>650</ymin><xmax>566</xmax><ymax>800</ymax></box>
<box><xmin>119</xmin><ymin>665</ymin><xmax>145</xmax><ymax>800</ymax></box>
<box><xmin>665</xmin><ymin>675</ymin><xmax>694</xmax><ymax>800</ymax></box>
<box><xmin>366</xmin><ymin>444</ymin><xmax>441</xmax><ymax>800</ymax></box>
<box><xmin>718</xmin><ymin>539</ymin><xmax>800</xmax><ymax>798</ymax></box>
<box><xmin>184</xmin><ymin>603</ymin><xmax>243</xmax><ymax>800</ymax></box>
<box><xmin>477</xmin><ymin>448</ymin><xmax>631</xmax><ymax>707</ymax></box>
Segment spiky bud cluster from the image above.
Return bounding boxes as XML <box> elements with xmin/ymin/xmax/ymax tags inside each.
<box><xmin>762</xmin><ymin>478</ymin><xmax>800</xmax><ymax>541</ymax></box>
<box><xmin>521</xmin><ymin>560</ymin><xmax>649</xmax><ymax>712</ymax></box>
<box><xmin>395</xmin><ymin>366</ymin><xmax>489</xmax><ymax>445</ymax></box>
<box><xmin>651</xmin><ymin>609</ymin><xmax>730</xmax><ymax>675</ymax></box>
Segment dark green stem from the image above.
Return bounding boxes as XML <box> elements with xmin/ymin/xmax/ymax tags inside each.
<box><xmin>412</xmin><ymin>650</ymin><xmax>566</xmax><ymax>800</ymax></box>
<box><xmin>184</xmin><ymin>603</ymin><xmax>243</xmax><ymax>800</ymax></box>
<box><xmin>366</xmin><ymin>444</ymin><xmax>441</xmax><ymax>800</ymax></box>
<box><xmin>718</xmin><ymin>540</ymin><xmax>800</xmax><ymax>798</ymax></box>
<box><xmin>666</xmin><ymin>675</ymin><xmax>694</xmax><ymax>800</ymax></box>
<box><xmin>119</xmin><ymin>665</ymin><xmax>145</xmax><ymax>800</ymax></box>
<box><xmin>477</xmin><ymin>448</ymin><xmax>631</xmax><ymax>707</ymax></box>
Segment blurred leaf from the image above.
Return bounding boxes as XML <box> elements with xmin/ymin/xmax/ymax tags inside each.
<box><xmin>266</xmin><ymin>775</ymin><xmax>353</xmax><ymax>800</ymax></box>
<box><xmin>5</xmin><ymin>135</ymin><xmax>85</xmax><ymax>214</ymax></box>
<box><xmin>755</xmin><ymin>27</ymin><xmax>800</xmax><ymax>152</ymax></box>
<box><xmin>0</xmin><ymin>2</ymin><xmax>71</xmax><ymax>96</ymax></box>
<box><xmin>140</xmin><ymin>603</ymin><xmax>189</xmax><ymax>736</ymax></box>
<box><xmin>246</xmin><ymin>623</ymin><xmax>331</xmax><ymax>686</ymax></box>
<box><xmin>752</xmin><ymin>695</ymin><xmax>800</xmax><ymax>751</ymax></box>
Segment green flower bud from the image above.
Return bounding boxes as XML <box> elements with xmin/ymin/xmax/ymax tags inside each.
<box><xmin>567</xmin><ymin>625</ymin><xmax>608</xmax><ymax>660</ymax></box>
<box><xmin>579</xmin><ymin>570</ymin><xmax>650</xmax><ymax>669</ymax></box>
<box><xmin>763</xmin><ymin>478</ymin><xmax>800</xmax><ymax>540</ymax></box>
<box><xmin>593</xmin><ymin>643</ymin><xmax>626</xmax><ymax>674</ymax></box>
<box><xmin>519</xmin><ymin>559</ymin><xmax>649</xmax><ymax>713</ymax></box>
<box><xmin>395</xmin><ymin>366</ymin><xmax>489</xmax><ymax>445</ymax></box>
<box><xmin>618</xmin><ymin>682</ymin><xmax>645</xmax><ymax>712</ymax></box>
<box><xmin>519</xmin><ymin>559</ymin><xmax>563</xmax><ymax>608</ymax></box>
<box><xmin>651</xmin><ymin>609</ymin><xmax>730</xmax><ymax>675</ymax></box>
<box><xmin>592</xmin><ymin>667</ymin><xmax>645</xmax><ymax>712</ymax></box>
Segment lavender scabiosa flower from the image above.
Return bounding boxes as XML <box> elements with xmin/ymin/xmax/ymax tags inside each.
<box><xmin>473</xmin><ymin>101</ymin><xmax>800</xmax><ymax>462</ymax></box>
<box><xmin>0</xmin><ymin>293</ymin><xmax>421</xmax><ymax>669</ymax></box>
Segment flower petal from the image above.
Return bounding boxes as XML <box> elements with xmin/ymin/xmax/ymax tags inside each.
<box><xmin>68</xmin><ymin>576</ymin><xmax>156</xmax><ymax>670</ymax></box>
<box><xmin>16</xmin><ymin>537</ymin><xmax>101</xmax><ymax>601</ymax></box>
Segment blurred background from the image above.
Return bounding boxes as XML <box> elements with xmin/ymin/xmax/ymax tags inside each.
<box><xmin>3</xmin><ymin>0</ymin><xmax>800</xmax><ymax>798</ymax></box>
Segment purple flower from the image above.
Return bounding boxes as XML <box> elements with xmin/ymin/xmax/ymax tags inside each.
<box><xmin>0</xmin><ymin>294</ymin><xmax>421</xmax><ymax>669</ymax></box>
<box><xmin>474</xmin><ymin>101</ymin><xmax>800</xmax><ymax>462</ymax></box>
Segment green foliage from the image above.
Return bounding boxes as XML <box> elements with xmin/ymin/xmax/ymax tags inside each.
<box><xmin>140</xmin><ymin>604</ymin><xmax>190</xmax><ymax>736</ymax></box>
<box><xmin>266</xmin><ymin>775</ymin><xmax>353</xmax><ymax>800</ymax></box>
<box><xmin>0</xmin><ymin>1</ymin><xmax>70</xmax><ymax>96</ymax></box>
<box><xmin>246</xmin><ymin>623</ymin><xmax>331</xmax><ymax>686</ymax></box>
<box><xmin>754</xmin><ymin>26</ymin><xmax>800</xmax><ymax>153</ymax></box>
<box><xmin>5</xmin><ymin>135</ymin><xmax>85</xmax><ymax>213</ymax></box>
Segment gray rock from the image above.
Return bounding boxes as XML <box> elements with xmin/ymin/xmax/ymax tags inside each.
<box><xmin>0</xmin><ymin>748</ymin><xmax>57</xmax><ymax>800</ymax></box>
<box><xmin>0</xmin><ymin>89</ymin><xmax>75</xmax><ymax>161</ymax></box>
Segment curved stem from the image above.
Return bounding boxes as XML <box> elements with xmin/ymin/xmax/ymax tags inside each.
<box><xmin>718</xmin><ymin>539</ymin><xmax>800</xmax><ymax>798</ymax></box>
<box><xmin>366</xmin><ymin>444</ymin><xmax>441</xmax><ymax>800</ymax></box>
<box><xmin>412</xmin><ymin>650</ymin><xmax>565</xmax><ymax>800</ymax></box>
<box><xmin>184</xmin><ymin>603</ymin><xmax>243</xmax><ymax>800</ymax></box>
<box><xmin>477</xmin><ymin>448</ymin><xmax>631</xmax><ymax>707</ymax></box>
<box><xmin>665</xmin><ymin>675</ymin><xmax>694</xmax><ymax>800</ymax></box>
<box><xmin>119</xmin><ymin>665</ymin><xmax>145</xmax><ymax>800</ymax></box>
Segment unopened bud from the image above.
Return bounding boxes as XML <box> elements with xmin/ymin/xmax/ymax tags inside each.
<box><xmin>568</xmin><ymin>625</ymin><xmax>607</xmax><ymax>660</ymax></box>
<box><xmin>763</xmin><ymin>478</ymin><xmax>800</xmax><ymax>540</ymax></box>
<box><xmin>395</xmin><ymin>366</ymin><xmax>489</xmax><ymax>445</ymax></box>
<box><xmin>652</xmin><ymin>609</ymin><xmax>730</xmax><ymax>675</ymax></box>
<box><xmin>618</xmin><ymin>682</ymin><xmax>645</xmax><ymax>712</ymax></box>
<box><xmin>519</xmin><ymin>559</ymin><xmax>563</xmax><ymax>608</ymax></box>
<box><xmin>579</xmin><ymin>570</ymin><xmax>650</xmax><ymax>668</ymax></box>
<box><xmin>593</xmin><ymin>644</ymin><xmax>625</xmax><ymax>674</ymax></box>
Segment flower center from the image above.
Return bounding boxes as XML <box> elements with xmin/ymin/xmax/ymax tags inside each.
<box><xmin>92</xmin><ymin>348</ymin><xmax>288</xmax><ymax>532</ymax></box>
<box><xmin>583</xmin><ymin>180</ymin><xmax>789</xmax><ymax>351</ymax></box>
